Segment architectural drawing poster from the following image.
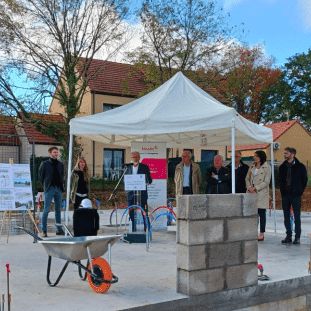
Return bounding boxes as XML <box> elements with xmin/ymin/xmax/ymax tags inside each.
<box><xmin>0</xmin><ymin>163</ymin><xmax>34</xmax><ymax>211</ymax></box>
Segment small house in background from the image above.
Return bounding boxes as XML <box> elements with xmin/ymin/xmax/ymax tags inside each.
<box><xmin>227</xmin><ymin>120</ymin><xmax>311</xmax><ymax>169</ymax></box>
<box><xmin>16</xmin><ymin>113</ymin><xmax>64</xmax><ymax>162</ymax></box>
<box><xmin>0</xmin><ymin>116</ymin><xmax>21</xmax><ymax>163</ymax></box>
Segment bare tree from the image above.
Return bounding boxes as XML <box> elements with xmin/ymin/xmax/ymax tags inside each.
<box><xmin>127</xmin><ymin>0</ymin><xmax>233</xmax><ymax>92</ymax></box>
<box><xmin>0</xmin><ymin>0</ymin><xmax>128</xmax><ymax>150</ymax></box>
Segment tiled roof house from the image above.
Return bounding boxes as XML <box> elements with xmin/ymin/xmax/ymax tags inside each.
<box><xmin>229</xmin><ymin>120</ymin><xmax>311</xmax><ymax>164</ymax></box>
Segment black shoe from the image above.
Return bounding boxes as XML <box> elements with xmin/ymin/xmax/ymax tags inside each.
<box><xmin>281</xmin><ymin>236</ymin><xmax>292</xmax><ymax>244</ymax></box>
<box><xmin>56</xmin><ymin>229</ymin><xmax>65</xmax><ymax>236</ymax></box>
<box><xmin>293</xmin><ymin>238</ymin><xmax>300</xmax><ymax>245</ymax></box>
<box><xmin>42</xmin><ymin>231</ymin><xmax>48</xmax><ymax>238</ymax></box>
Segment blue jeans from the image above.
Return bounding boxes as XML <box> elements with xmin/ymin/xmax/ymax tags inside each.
<box><xmin>42</xmin><ymin>186</ymin><xmax>62</xmax><ymax>232</ymax></box>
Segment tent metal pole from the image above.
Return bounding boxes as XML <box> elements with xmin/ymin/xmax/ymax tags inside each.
<box><xmin>231</xmin><ymin>122</ymin><xmax>236</xmax><ymax>194</ymax></box>
<box><xmin>270</xmin><ymin>144</ymin><xmax>277</xmax><ymax>233</ymax></box>
<box><xmin>65</xmin><ymin>133</ymin><xmax>74</xmax><ymax>227</ymax></box>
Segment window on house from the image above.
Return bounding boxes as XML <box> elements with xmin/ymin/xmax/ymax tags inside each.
<box><xmin>103</xmin><ymin>103</ymin><xmax>121</xmax><ymax>112</ymax></box>
<box><xmin>103</xmin><ymin>148</ymin><xmax>124</xmax><ymax>180</ymax></box>
<box><xmin>201</xmin><ymin>150</ymin><xmax>218</xmax><ymax>166</ymax></box>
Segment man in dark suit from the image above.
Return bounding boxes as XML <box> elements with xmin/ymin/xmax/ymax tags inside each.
<box><xmin>279</xmin><ymin>147</ymin><xmax>308</xmax><ymax>244</ymax></box>
<box><xmin>125</xmin><ymin>151</ymin><xmax>152</xmax><ymax>232</ymax></box>
<box><xmin>226</xmin><ymin>151</ymin><xmax>249</xmax><ymax>193</ymax></box>
<box><xmin>206</xmin><ymin>155</ymin><xmax>230</xmax><ymax>194</ymax></box>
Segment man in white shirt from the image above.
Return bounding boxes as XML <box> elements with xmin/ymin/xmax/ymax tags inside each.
<box><xmin>125</xmin><ymin>151</ymin><xmax>152</xmax><ymax>231</ymax></box>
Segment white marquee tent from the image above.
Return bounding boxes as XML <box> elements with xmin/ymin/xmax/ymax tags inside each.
<box><xmin>67</xmin><ymin>72</ymin><xmax>276</xmax><ymax>228</ymax></box>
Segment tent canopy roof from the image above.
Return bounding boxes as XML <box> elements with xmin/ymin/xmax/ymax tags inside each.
<box><xmin>70</xmin><ymin>72</ymin><xmax>273</xmax><ymax>147</ymax></box>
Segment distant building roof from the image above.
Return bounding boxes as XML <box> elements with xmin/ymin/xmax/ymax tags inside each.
<box><xmin>80</xmin><ymin>59</ymin><xmax>228</xmax><ymax>102</ymax></box>
<box><xmin>21</xmin><ymin>113</ymin><xmax>64</xmax><ymax>145</ymax></box>
<box><xmin>82</xmin><ymin>59</ymin><xmax>145</xmax><ymax>97</ymax></box>
<box><xmin>0</xmin><ymin>116</ymin><xmax>20</xmax><ymax>145</ymax></box>
<box><xmin>232</xmin><ymin>120</ymin><xmax>303</xmax><ymax>151</ymax></box>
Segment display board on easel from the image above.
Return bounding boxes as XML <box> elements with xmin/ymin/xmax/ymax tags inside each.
<box><xmin>0</xmin><ymin>163</ymin><xmax>34</xmax><ymax>211</ymax></box>
<box><xmin>0</xmin><ymin>162</ymin><xmax>39</xmax><ymax>241</ymax></box>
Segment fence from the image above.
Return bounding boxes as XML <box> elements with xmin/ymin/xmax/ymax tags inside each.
<box><xmin>0</xmin><ymin>134</ymin><xmax>37</xmax><ymax>237</ymax></box>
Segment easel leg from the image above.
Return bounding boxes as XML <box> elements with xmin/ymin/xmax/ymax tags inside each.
<box><xmin>0</xmin><ymin>211</ymin><xmax>7</xmax><ymax>240</ymax></box>
<box><xmin>6</xmin><ymin>211</ymin><xmax>11</xmax><ymax>244</ymax></box>
<box><xmin>27</xmin><ymin>209</ymin><xmax>41</xmax><ymax>235</ymax></box>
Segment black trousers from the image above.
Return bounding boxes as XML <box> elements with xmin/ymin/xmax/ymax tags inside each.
<box><xmin>282</xmin><ymin>194</ymin><xmax>301</xmax><ymax>238</ymax></box>
<box><xmin>258</xmin><ymin>209</ymin><xmax>266</xmax><ymax>233</ymax></box>
<box><xmin>183</xmin><ymin>187</ymin><xmax>193</xmax><ymax>194</ymax></box>
<box><xmin>128</xmin><ymin>198</ymin><xmax>150</xmax><ymax>232</ymax></box>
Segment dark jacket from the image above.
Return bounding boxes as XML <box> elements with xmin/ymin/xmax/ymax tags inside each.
<box><xmin>125</xmin><ymin>163</ymin><xmax>152</xmax><ymax>206</ymax></box>
<box><xmin>206</xmin><ymin>166</ymin><xmax>230</xmax><ymax>194</ymax></box>
<box><xmin>73</xmin><ymin>208</ymin><xmax>99</xmax><ymax>236</ymax></box>
<box><xmin>279</xmin><ymin>158</ymin><xmax>308</xmax><ymax>196</ymax></box>
<box><xmin>39</xmin><ymin>158</ymin><xmax>64</xmax><ymax>192</ymax></box>
<box><xmin>226</xmin><ymin>161</ymin><xmax>249</xmax><ymax>193</ymax></box>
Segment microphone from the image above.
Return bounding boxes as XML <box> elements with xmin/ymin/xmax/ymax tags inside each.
<box><xmin>123</xmin><ymin>164</ymin><xmax>129</xmax><ymax>171</ymax></box>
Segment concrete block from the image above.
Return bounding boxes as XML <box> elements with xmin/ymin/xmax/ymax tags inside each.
<box><xmin>226</xmin><ymin>263</ymin><xmax>258</xmax><ymax>289</ymax></box>
<box><xmin>227</xmin><ymin>218</ymin><xmax>257</xmax><ymax>242</ymax></box>
<box><xmin>176</xmin><ymin>244</ymin><xmax>206</xmax><ymax>271</ymax></box>
<box><xmin>207</xmin><ymin>194</ymin><xmax>243</xmax><ymax>218</ymax></box>
<box><xmin>188</xmin><ymin>195</ymin><xmax>208</xmax><ymax>220</ymax></box>
<box><xmin>177</xmin><ymin>268</ymin><xmax>224</xmax><ymax>295</ymax></box>
<box><xmin>243</xmin><ymin>240</ymin><xmax>258</xmax><ymax>264</ymax></box>
<box><xmin>237</xmin><ymin>296</ymin><xmax>307</xmax><ymax>311</ymax></box>
<box><xmin>242</xmin><ymin>193</ymin><xmax>257</xmax><ymax>216</ymax></box>
<box><xmin>177</xmin><ymin>196</ymin><xmax>189</xmax><ymax>219</ymax></box>
<box><xmin>208</xmin><ymin>242</ymin><xmax>242</xmax><ymax>268</ymax></box>
<box><xmin>177</xmin><ymin>219</ymin><xmax>224</xmax><ymax>245</ymax></box>
<box><xmin>177</xmin><ymin>195</ymin><xmax>208</xmax><ymax>220</ymax></box>
<box><xmin>177</xmin><ymin>220</ymin><xmax>187</xmax><ymax>244</ymax></box>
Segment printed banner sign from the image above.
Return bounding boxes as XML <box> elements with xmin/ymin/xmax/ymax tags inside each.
<box><xmin>131</xmin><ymin>142</ymin><xmax>167</xmax><ymax>208</ymax></box>
<box><xmin>0</xmin><ymin>163</ymin><xmax>34</xmax><ymax>211</ymax></box>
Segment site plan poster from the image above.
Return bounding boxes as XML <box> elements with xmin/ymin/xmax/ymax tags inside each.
<box><xmin>0</xmin><ymin>163</ymin><xmax>34</xmax><ymax>211</ymax></box>
<box><xmin>131</xmin><ymin>142</ymin><xmax>167</xmax><ymax>209</ymax></box>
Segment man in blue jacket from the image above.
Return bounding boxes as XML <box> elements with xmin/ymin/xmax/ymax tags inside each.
<box><xmin>279</xmin><ymin>147</ymin><xmax>308</xmax><ymax>244</ymax></box>
<box><xmin>39</xmin><ymin>146</ymin><xmax>64</xmax><ymax>237</ymax></box>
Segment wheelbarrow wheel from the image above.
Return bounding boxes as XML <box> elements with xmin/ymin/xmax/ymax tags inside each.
<box><xmin>87</xmin><ymin>258</ymin><xmax>112</xmax><ymax>293</ymax></box>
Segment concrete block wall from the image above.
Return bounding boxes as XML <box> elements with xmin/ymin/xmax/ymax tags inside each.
<box><xmin>177</xmin><ymin>194</ymin><xmax>258</xmax><ymax>296</ymax></box>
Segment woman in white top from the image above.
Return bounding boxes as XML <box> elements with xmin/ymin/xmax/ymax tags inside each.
<box><xmin>245</xmin><ymin>150</ymin><xmax>271</xmax><ymax>241</ymax></box>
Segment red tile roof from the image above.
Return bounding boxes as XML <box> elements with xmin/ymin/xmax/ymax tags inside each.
<box><xmin>80</xmin><ymin>59</ymin><xmax>228</xmax><ymax>102</ymax></box>
<box><xmin>82</xmin><ymin>59</ymin><xmax>146</xmax><ymax>97</ymax></box>
<box><xmin>22</xmin><ymin>113</ymin><xmax>64</xmax><ymax>144</ymax></box>
<box><xmin>232</xmin><ymin>120</ymin><xmax>300</xmax><ymax>151</ymax></box>
<box><xmin>0</xmin><ymin>116</ymin><xmax>20</xmax><ymax>145</ymax></box>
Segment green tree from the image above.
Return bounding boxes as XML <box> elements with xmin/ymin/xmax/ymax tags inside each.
<box><xmin>128</xmin><ymin>0</ymin><xmax>233</xmax><ymax>94</ymax></box>
<box><xmin>265</xmin><ymin>50</ymin><xmax>311</xmax><ymax>128</ymax></box>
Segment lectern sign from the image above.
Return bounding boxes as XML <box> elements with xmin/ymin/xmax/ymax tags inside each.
<box><xmin>124</xmin><ymin>174</ymin><xmax>146</xmax><ymax>191</ymax></box>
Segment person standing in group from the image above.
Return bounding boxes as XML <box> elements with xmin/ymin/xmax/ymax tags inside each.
<box><xmin>39</xmin><ymin>146</ymin><xmax>64</xmax><ymax>237</ymax></box>
<box><xmin>279</xmin><ymin>147</ymin><xmax>308</xmax><ymax>245</ymax></box>
<box><xmin>70</xmin><ymin>157</ymin><xmax>90</xmax><ymax>210</ymax></box>
<box><xmin>227</xmin><ymin>150</ymin><xmax>249</xmax><ymax>193</ymax></box>
<box><xmin>206</xmin><ymin>155</ymin><xmax>230</xmax><ymax>194</ymax></box>
<box><xmin>125</xmin><ymin>151</ymin><xmax>152</xmax><ymax>232</ymax></box>
<box><xmin>245</xmin><ymin>150</ymin><xmax>271</xmax><ymax>241</ymax></box>
<box><xmin>174</xmin><ymin>150</ymin><xmax>201</xmax><ymax>196</ymax></box>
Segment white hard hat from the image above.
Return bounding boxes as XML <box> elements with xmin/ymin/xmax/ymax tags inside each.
<box><xmin>80</xmin><ymin>198</ymin><xmax>92</xmax><ymax>208</ymax></box>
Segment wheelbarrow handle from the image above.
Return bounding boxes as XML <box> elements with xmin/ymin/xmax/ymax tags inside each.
<box><xmin>15</xmin><ymin>226</ymin><xmax>43</xmax><ymax>241</ymax></box>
